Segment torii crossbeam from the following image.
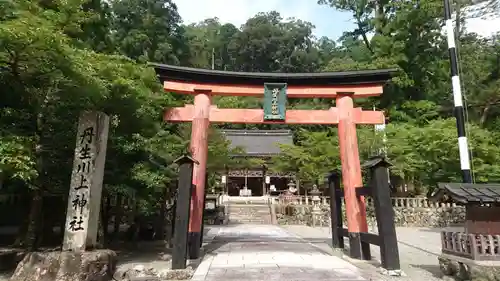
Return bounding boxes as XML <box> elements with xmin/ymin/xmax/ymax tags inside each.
<box><xmin>165</xmin><ymin>105</ymin><xmax>384</xmax><ymax>124</ymax></box>
<box><xmin>153</xmin><ymin>63</ymin><xmax>396</xmax><ymax>261</ymax></box>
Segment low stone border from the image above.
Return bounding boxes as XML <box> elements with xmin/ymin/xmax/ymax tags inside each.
<box><xmin>439</xmin><ymin>254</ymin><xmax>500</xmax><ymax>281</ymax></box>
<box><xmin>276</xmin><ymin>204</ymin><xmax>465</xmax><ymax>228</ymax></box>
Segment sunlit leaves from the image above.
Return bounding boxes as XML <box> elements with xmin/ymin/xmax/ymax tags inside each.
<box><xmin>0</xmin><ymin>136</ymin><xmax>37</xmax><ymax>183</ymax></box>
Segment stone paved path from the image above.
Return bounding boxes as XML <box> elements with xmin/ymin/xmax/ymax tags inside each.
<box><xmin>282</xmin><ymin>225</ymin><xmax>464</xmax><ymax>281</ymax></box>
<box><xmin>191</xmin><ymin>224</ymin><xmax>367</xmax><ymax>281</ymax></box>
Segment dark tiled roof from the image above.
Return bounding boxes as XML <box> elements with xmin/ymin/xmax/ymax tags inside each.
<box><xmin>151</xmin><ymin>63</ymin><xmax>397</xmax><ymax>86</ymax></box>
<box><xmin>221</xmin><ymin>130</ymin><xmax>293</xmax><ymax>156</ymax></box>
<box><xmin>430</xmin><ymin>183</ymin><xmax>500</xmax><ymax>204</ymax></box>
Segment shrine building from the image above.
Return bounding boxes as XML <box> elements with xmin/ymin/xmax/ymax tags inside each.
<box><xmin>220</xmin><ymin>129</ymin><xmax>296</xmax><ymax>197</ymax></box>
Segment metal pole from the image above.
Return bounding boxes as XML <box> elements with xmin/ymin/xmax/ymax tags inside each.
<box><xmin>374</xmin><ymin>105</ymin><xmax>387</xmax><ymax>157</ymax></box>
<box><xmin>444</xmin><ymin>0</ymin><xmax>472</xmax><ymax>183</ymax></box>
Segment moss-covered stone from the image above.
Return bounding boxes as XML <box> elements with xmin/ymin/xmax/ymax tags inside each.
<box><xmin>438</xmin><ymin>256</ymin><xmax>500</xmax><ymax>281</ymax></box>
<box><xmin>10</xmin><ymin>249</ymin><xmax>116</xmax><ymax>281</ymax></box>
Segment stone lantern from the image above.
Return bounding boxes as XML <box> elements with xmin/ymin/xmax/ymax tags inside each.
<box><xmin>287</xmin><ymin>180</ymin><xmax>297</xmax><ymax>193</ymax></box>
<box><xmin>309</xmin><ymin>184</ymin><xmax>322</xmax><ymax>227</ymax></box>
<box><xmin>212</xmin><ymin>180</ymin><xmax>218</xmax><ymax>194</ymax></box>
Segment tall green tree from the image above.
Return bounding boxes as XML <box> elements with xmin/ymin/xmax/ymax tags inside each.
<box><xmin>110</xmin><ymin>0</ymin><xmax>188</xmax><ymax>64</ymax></box>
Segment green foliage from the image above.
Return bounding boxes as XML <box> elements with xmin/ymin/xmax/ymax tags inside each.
<box><xmin>1</xmin><ymin>0</ymin><xmax>499</xmax><ymax>224</ymax></box>
<box><xmin>0</xmin><ymin>136</ymin><xmax>37</xmax><ymax>182</ymax></box>
<box><xmin>110</xmin><ymin>0</ymin><xmax>188</xmax><ymax>64</ymax></box>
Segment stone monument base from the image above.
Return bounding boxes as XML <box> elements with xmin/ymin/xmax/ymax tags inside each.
<box><xmin>439</xmin><ymin>254</ymin><xmax>500</xmax><ymax>281</ymax></box>
<box><xmin>10</xmin><ymin>249</ymin><xmax>116</xmax><ymax>281</ymax></box>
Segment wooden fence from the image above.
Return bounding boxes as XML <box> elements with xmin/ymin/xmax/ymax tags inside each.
<box><xmin>441</xmin><ymin>231</ymin><xmax>500</xmax><ymax>261</ymax></box>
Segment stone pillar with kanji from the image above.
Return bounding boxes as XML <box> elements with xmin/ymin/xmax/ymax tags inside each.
<box><xmin>62</xmin><ymin>111</ymin><xmax>110</xmax><ymax>251</ymax></box>
<box><xmin>11</xmin><ymin>111</ymin><xmax>114</xmax><ymax>281</ymax></box>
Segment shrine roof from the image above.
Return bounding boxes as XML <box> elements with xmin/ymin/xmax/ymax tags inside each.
<box><xmin>429</xmin><ymin>183</ymin><xmax>500</xmax><ymax>204</ymax></box>
<box><xmin>220</xmin><ymin>129</ymin><xmax>293</xmax><ymax>156</ymax></box>
<box><xmin>151</xmin><ymin>63</ymin><xmax>397</xmax><ymax>86</ymax></box>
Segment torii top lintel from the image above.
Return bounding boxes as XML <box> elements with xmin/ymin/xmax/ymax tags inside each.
<box><xmin>151</xmin><ymin>63</ymin><xmax>397</xmax><ymax>98</ymax></box>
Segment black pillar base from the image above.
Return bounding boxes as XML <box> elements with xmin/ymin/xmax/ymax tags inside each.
<box><xmin>200</xmin><ymin>224</ymin><xmax>205</xmax><ymax>245</ymax></box>
<box><xmin>348</xmin><ymin>232</ymin><xmax>371</xmax><ymax>260</ymax></box>
<box><xmin>188</xmin><ymin>231</ymin><xmax>202</xmax><ymax>259</ymax></box>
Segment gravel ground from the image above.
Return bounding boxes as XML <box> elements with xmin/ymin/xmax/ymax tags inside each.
<box><xmin>0</xmin><ymin>226</ymin><xmax>220</xmax><ymax>281</ymax></box>
<box><xmin>281</xmin><ymin>225</ymin><xmax>464</xmax><ymax>281</ymax></box>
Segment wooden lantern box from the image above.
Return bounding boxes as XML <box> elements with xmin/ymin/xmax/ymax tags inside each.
<box><xmin>431</xmin><ymin>183</ymin><xmax>500</xmax><ymax>261</ymax></box>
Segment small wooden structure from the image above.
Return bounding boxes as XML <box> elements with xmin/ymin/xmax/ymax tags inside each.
<box><xmin>431</xmin><ymin>183</ymin><xmax>500</xmax><ymax>261</ymax></box>
<box><xmin>328</xmin><ymin>156</ymin><xmax>401</xmax><ymax>273</ymax></box>
<box><xmin>171</xmin><ymin>155</ymin><xmax>196</xmax><ymax>270</ymax></box>
<box><xmin>204</xmin><ymin>194</ymin><xmax>223</xmax><ymax>225</ymax></box>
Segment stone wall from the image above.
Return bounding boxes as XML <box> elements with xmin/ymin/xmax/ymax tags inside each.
<box><xmin>275</xmin><ymin>197</ymin><xmax>465</xmax><ymax>228</ymax></box>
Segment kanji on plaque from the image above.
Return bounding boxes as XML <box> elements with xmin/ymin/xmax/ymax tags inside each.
<box><xmin>263</xmin><ymin>83</ymin><xmax>287</xmax><ymax>121</ymax></box>
<box><xmin>63</xmin><ymin>111</ymin><xmax>110</xmax><ymax>251</ymax></box>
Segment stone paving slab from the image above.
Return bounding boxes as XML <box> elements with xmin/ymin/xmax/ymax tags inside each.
<box><xmin>282</xmin><ymin>225</ymin><xmax>465</xmax><ymax>281</ymax></box>
<box><xmin>192</xmin><ymin>224</ymin><xmax>367</xmax><ymax>281</ymax></box>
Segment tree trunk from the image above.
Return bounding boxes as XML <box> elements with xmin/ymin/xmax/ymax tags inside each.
<box><xmin>374</xmin><ymin>0</ymin><xmax>386</xmax><ymax>35</ymax></box>
<box><xmin>12</xmin><ymin>195</ymin><xmax>32</xmax><ymax>247</ymax></box>
<box><xmin>22</xmin><ymin>90</ymin><xmax>51</xmax><ymax>250</ymax></box>
<box><xmin>156</xmin><ymin>186</ymin><xmax>169</xmax><ymax>240</ymax></box>
<box><xmin>23</xmin><ymin>189</ymin><xmax>43</xmax><ymax>250</ymax></box>
<box><xmin>480</xmin><ymin>104</ymin><xmax>490</xmax><ymax>126</ymax></box>
<box><xmin>98</xmin><ymin>195</ymin><xmax>110</xmax><ymax>246</ymax></box>
<box><xmin>356</xmin><ymin>17</ymin><xmax>374</xmax><ymax>54</ymax></box>
<box><xmin>112</xmin><ymin>194</ymin><xmax>123</xmax><ymax>239</ymax></box>
<box><xmin>455</xmin><ymin>0</ymin><xmax>462</xmax><ymax>37</ymax></box>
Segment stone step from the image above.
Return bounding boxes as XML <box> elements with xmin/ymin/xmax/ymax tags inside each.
<box><xmin>229</xmin><ymin>206</ymin><xmax>269</xmax><ymax>210</ymax></box>
<box><xmin>229</xmin><ymin>205</ymin><xmax>269</xmax><ymax>208</ymax></box>
<box><xmin>229</xmin><ymin>210</ymin><xmax>270</xmax><ymax>213</ymax></box>
<box><xmin>229</xmin><ymin>213</ymin><xmax>271</xmax><ymax>217</ymax></box>
<box><xmin>229</xmin><ymin>216</ymin><xmax>271</xmax><ymax>220</ymax></box>
<box><xmin>229</xmin><ymin>217</ymin><xmax>270</xmax><ymax>220</ymax></box>
<box><xmin>229</xmin><ymin>220</ymin><xmax>271</xmax><ymax>224</ymax></box>
<box><xmin>229</xmin><ymin>214</ymin><xmax>270</xmax><ymax>219</ymax></box>
<box><xmin>230</xmin><ymin>210</ymin><xmax>269</xmax><ymax>212</ymax></box>
<box><xmin>229</xmin><ymin>213</ymin><xmax>270</xmax><ymax>217</ymax></box>
<box><xmin>224</xmin><ymin>200</ymin><xmax>275</xmax><ymax>225</ymax></box>
<box><xmin>227</xmin><ymin>202</ymin><xmax>272</xmax><ymax>225</ymax></box>
<box><xmin>229</xmin><ymin>210</ymin><xmax>270</xmax><ymax>214</ymax></box>
<box><xmin>227</xmin><ymin>202</ymin><xmax>269</xmax><ymax>205</ymax></box>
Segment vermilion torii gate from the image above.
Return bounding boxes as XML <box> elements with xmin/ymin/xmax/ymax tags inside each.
<box><xmin>153</xmin><ymin>64</ymin><xmax>395</xmax><ymax>259</ymax></box>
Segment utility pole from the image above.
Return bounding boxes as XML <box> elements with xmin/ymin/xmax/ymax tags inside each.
<box><xmin>373</xmin><ymin>106</ymin><xmax>387</xmax><ymax>156</ymax></box>
<box><xmin>373</xmin><ymin>106</ymin><xmax>390</xmax><ymax>186</ymax></box>
<box><xmin>443</xmin><ymin>0</ymin><xmax>473</xmax><ymax>183</ymax></box>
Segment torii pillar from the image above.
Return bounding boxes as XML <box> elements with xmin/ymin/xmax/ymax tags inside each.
<box><xmin>337</xmin><ymin>93</ymin><xmax>369</xmax><ymax>259</ymax></box>
<box><xmin>187</xmin><ymin>92</ymin><xmax>211</xmax><ymax>258</ymax></box>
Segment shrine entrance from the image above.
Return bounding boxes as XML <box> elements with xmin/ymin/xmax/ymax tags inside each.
<box><xmin>227</xmin><ymin>177</ymin><xmax>265</xmax><ymax>196</ymax></box>
<box><xmin>220</xmin><ymin>129</ymin><xmax>296</xmax><ymax>197</ymax></box>
<box><xmin>153</xmin><ymin>63</ymin><xmax>395</xmax><ymax>260</ymax></box>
